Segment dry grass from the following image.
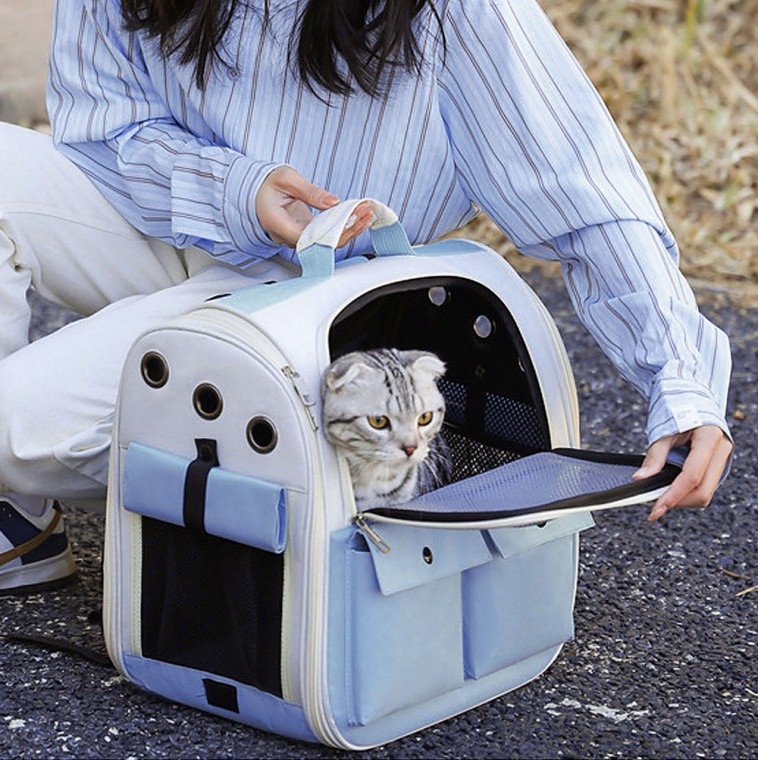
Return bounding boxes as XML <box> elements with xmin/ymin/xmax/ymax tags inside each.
<box><xmin>460</xmin><ymin>0</ymin><xmax>757</xmax><ymax>302</ymax></box>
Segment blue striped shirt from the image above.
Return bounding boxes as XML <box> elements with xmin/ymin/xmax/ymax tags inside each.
<box><xmin>46</xmin><ymin>0</ymin><xmax>731</xmax><ymax>445</ymax></box>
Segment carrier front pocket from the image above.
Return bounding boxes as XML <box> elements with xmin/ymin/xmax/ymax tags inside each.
<box><xmin>341</xmin><ymin>525</ymin><xmax>491</xmax><ymax>726</ymax></box>
<box><xmin>462</xmin><ymin>517</ymin><xmax>590</xmax><ymax>679</ymax></box>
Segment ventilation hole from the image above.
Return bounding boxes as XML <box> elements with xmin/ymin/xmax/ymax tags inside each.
<box><xmin>422</xmin><ymin>546</ymin><xmax>434</xmax><ymax>565</ymax></box>
<box><xmin>247</xmin><ymin>417</ymin><xmax>278</xmax><ymax>454</ymax></box>
<box><xmin>193</xmin><ymin>383</ymin><xmax>223</xmax><ymax>420</ymax></box>
<box><xmin>427</xmin><ymin>286</ymin><xmax>448</xmax><ymax>306</ymax></box>
<box><xmin>473</xmin><ymin>315</ymin><xmax>494</xmax><ymax>339</ymax></box>
<box><xmin>140</xmin><ymin>352</ymin><xmax>169</xmax><ymax>388</ymax></box>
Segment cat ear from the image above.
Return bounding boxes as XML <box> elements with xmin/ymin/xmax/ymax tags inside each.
<box><xmin>324</xmin><ymin>357</ymin><xmax>378</xmax><ymax>392</ymax></box>
<box><xmin>410</xmin><ymin>352</ymin><xmax>446</xmax><ymax>380</ymax></box>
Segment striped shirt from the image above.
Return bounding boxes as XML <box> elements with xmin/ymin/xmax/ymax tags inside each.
<box><xmin>46</xmin><ymin>0</ymin><xmax>731</xmax><ymax>445</ymax></box>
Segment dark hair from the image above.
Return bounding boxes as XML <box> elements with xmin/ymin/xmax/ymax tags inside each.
<box><xmin>121</xmin><ymin>0</ymin><xmax>441</xmax><ymax>96</ymax></box>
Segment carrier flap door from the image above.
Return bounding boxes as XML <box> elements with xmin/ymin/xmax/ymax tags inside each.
<box><xmin>360</xmin><ymin>448</ymin><xmax>682</xmax><ymax>528</ymax></box>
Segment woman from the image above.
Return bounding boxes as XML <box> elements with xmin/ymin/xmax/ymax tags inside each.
<box><xmin>0</xmin><ymin>0</ymin><xmax>732</xmax><ymax>594</ymax></box>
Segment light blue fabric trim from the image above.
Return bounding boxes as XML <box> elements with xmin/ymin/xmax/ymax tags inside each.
<box><xmin>218</xmin><ymin>275</ymin><xmax>324</xmax><ymax>313</ymax></box>
<box><xmin>122</xmin><ymin>654</ymin><xmax>317</xmax><ymax>743</ymax></box>
<box><xmin>205</xmin><ymin>466</ymin><xmax>287</xmax><ymax>553</ymax></box>
<box><xmin>299</xmin><ymin>242</ymin><xmax>338</xmax><ymax>279</ymax></box>
<box><xmin>216</xmin><ymin>235</ymin><xmax>478</xmax><ymax>315</ymax></box>
<box><xmin>123</xmin><ymin>444</ymin><xmax>185</xmax><ymax>525</ymax></box>
<box><xmin>413</xmin><ymin>238</ymin><xmax>483</xmax><ymax>256</ymax></box>
<box><xmin>123</xmin><ymin>442</ymin><xmax>287</xmax><ymax>553</ymax></box>
<box><xmin>362</xmin><ymin>522</ymin><xmax>491</xmax><ymax>596</ymax></box>
<box><xmin>370</xmin><ymin>220</ymin><xmax>414</xmax><ymax>257</ymax></box>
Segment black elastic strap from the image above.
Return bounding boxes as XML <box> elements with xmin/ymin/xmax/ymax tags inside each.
<box><xmin>4</xmin><ymin>632</ymin><xmax>113</xmax><ymax>668</ymax></box>
<box><xmin>183</xmin><ymin>439</ymin><xmax>219</xmax><ymax>533</ymax></box>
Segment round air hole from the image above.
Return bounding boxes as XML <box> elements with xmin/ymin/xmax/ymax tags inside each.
<box><xmin>473</xmin><ymin>315</ymin><xmax>494</xmax><ymax>339</ymax></box>
<box><xmin>427</xmin><ymin>287</ymin><xmax>449</xmax><ymax>306</ymax></box>
<box><xmin>247</xmin><ymin>416</ymin><xmax>278</xmax><ymax>454</ymax></box>
<box><xmin>422</xmin><ymin>546</ymin><xmax>434</xmax><ymax>565</ymax></box>
<box><xmin>140</xmin><ymin>352</ymin><xmax>169</xmax><ymax>388</ymax></box>
<box><xmin>193</xmin><ymin>383</ymin><xmax>223</xmax><ymax>420</ymax></box>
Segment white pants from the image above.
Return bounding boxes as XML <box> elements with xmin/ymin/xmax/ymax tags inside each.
<box><xmin>0</xmin><ymin>123</ymin><xmax>291</xmax><ymax>507</ymax></box>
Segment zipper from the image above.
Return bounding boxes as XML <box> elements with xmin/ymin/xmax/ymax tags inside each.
<box><xmin>102</xmin><ymin>459</ymin><xmax>124</xmax><ymax>671</ymax></box>
<box><xmin>282</xmin><ymin>365</ymin><xmax>318</xmax><ymax>431</ymax></box>
<box><xmin>355</xmin><ymin>513</ymin><xmax>391</xmax><ymax>553</ymax></box>
<box><xmin>103</xmin><ymin>428</ymin><xmax>139</xmax><ymax>675</ymax></box>
<box><xmin>301</xmin><ymin>431</ymin><xmax>352</xmax><ymax>747</ymax></box>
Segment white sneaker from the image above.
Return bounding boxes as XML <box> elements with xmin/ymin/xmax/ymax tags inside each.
<box><xmin>0</xmin><ymin>498</ymin><xmax>78</xmax><ymax>595</ymax></box>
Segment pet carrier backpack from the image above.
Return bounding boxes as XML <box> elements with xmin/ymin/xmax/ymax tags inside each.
<box><xmin>103</xmin><ymin>199</ymin><xmax>679</xmax><ymax>749</ymax></box>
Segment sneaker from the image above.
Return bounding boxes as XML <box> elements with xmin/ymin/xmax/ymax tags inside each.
<box><xmin>0</xmin><ymin>499</ymin><xmax>78</xmax><ymax>595</ymax></box>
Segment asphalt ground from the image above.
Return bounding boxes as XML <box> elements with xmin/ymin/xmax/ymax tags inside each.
<box><xmin>1</xmin><ymin>269</ymin><xmax>755</xmax><ymax>759</ymax></box>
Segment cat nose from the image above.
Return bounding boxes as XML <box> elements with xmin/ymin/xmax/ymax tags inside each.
<box><xmin>403</xmin><ymin>445</ymin><xmax>417</xmax><ymax>457</ymax></box>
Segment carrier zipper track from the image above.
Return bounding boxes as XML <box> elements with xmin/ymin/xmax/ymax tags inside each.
<box><xmin>282</xmin><ymin>365</ymin><xmax>318</xmax><ymax>431</ymax></box>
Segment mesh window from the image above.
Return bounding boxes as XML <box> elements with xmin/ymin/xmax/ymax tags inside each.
<box><xmin>438</xmin><ymin>377</ymin><xmax>548</xmax><ymax>455</ymax></box>
<box><xmin>140</xmin><ymin>517</ymin><xmax>284</xmax><ymax>697</ymax></box>
<box><xmin>443</xmin><ymin>427</ymin><xmax>521</xmax><ymax>480</ymax></box>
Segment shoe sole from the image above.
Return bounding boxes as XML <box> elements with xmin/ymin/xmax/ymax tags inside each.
<box><xmin>0</xmin><ymin>546</ymin><xmax>78</xmax><ymax>596</ymax></box>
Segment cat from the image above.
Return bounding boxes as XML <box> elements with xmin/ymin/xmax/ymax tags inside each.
<box><xmin>322</xmin><ymin>348</ymin><xmax>451</xmax><ymax>509</ymax></box>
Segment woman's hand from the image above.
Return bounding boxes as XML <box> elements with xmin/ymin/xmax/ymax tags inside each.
<box><xmin>632</xmin><ymin>425</ymin><xmax>733</xmax><ymax>521</ymax></box>
<box><xmin>255</xmin><ymin>166</ymin><xmax>375</xmax><ymax>248</ymax></box>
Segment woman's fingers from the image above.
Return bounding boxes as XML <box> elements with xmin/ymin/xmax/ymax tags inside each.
<box><xmin>256</xmin><ymin>166</ymin><xmax>339</xmax><ymax>246</ymax></box>
<box><xmin>336</xmin><ymin>201</ymin><xmax>376</xmax><ymax>248</ymax></box>
<box><xmin>256</xmin><ymin>167</ymin><xmax>375</xmax><ymax>248</ymax></box>
<box><xmin>635</xmin><ymin>426</ymin><xmax>733</xmax><ymax>522</ymax></box>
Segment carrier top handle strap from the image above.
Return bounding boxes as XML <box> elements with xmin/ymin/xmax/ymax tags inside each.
<box><xmin>296</xmin><ymin>198</ymin><xmax>414</xmax><ymax>278</ymax></box>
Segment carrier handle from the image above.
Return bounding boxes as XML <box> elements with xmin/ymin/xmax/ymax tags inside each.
<box><xmin>296</xmin><ymin>198</ymin><xmax>415</xmax><ymax>278</ymax></box>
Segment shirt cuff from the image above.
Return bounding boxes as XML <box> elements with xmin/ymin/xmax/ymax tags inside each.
<box><xmin>646</xmin><ymin>377</ymin><xmax>732</xmax><ymax>445</ymax></box>
<box><xmin>222</xmin><ymin>157</ymin><xmax>286</xmax><ymax>256</ymax></box>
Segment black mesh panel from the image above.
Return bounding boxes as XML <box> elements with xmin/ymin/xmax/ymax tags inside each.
<box><xmin>443</xmin><ymin>427</ymin><xmax>521</xmax><ymax>480</ymax></box>
<box><xmin>140</xmin><ymin>517</ymin><xmax>284</xmax><ymax>697</ymax></box>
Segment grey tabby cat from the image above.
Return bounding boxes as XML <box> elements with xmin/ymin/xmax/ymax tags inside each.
<box><xmin>322</xmin><ymin>348</ymin><xmax>451</xmax><ymax>509</ymax></box>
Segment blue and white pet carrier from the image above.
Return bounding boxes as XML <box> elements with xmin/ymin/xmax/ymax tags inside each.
<box><xmin>103</xmin><ymin>200</ymin><xmax>678</xmax><ymax>748</ymax></box>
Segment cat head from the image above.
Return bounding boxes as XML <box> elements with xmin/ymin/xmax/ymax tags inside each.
<box><xmin>322</xmin><ymin>348</ymin><xmax>446</xmax><ymax>468</ymax></box>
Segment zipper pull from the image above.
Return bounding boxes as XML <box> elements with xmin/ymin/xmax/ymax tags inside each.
<box><xmin>282</xmin><ymin>365</ymin><xmax>318</xmax><ymax>431</ymax></box>
<box><xmin>355</xmin><ymin>514</ymin><xmax>391</xmax><ymax>554</ymax></box>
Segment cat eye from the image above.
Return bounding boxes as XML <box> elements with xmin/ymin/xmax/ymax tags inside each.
<box><xmin>367</xmin><ymin>415</ymin><xmax>390</xmax><ymax>430</ymax></box>
<box><xmin>417</xmin><ymin>411</ymin><xmax>434</xmax><ymax>426</ymax></box>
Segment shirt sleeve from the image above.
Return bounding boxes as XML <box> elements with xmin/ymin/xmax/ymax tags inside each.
<box><xmin>437</xmin><ymin>0</ymin><xmax>732</xmax><ymax>445</ymax></box>
<box><xmin>46</xmin><ymin>0</ymin><xmax>284</xmax><ymax>267</ymax></box>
